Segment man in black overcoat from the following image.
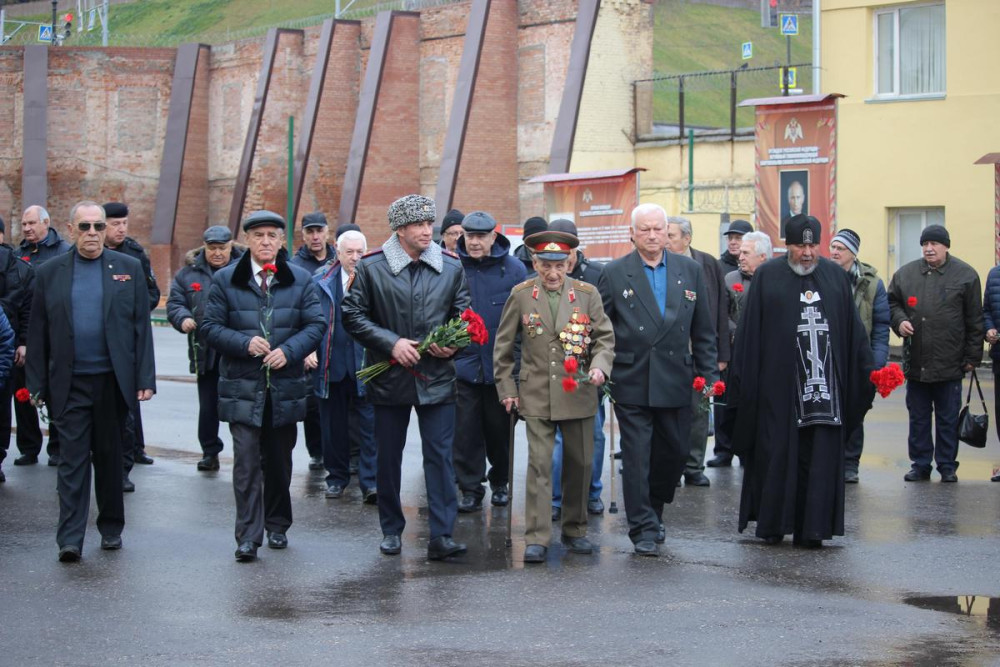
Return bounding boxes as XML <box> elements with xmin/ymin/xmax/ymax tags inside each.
<box><xmin>26</xmin><ymin>201</ymin><xmax>156</xmax><ymax>562</ymax></box>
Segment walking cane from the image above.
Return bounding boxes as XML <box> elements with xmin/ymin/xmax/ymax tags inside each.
<box><xmin>608</xmin><ymin>404</ymin><xmax>619</xmax><ymax>514</ymax></box>
<box><xmin>505</xmin><ymin>407</ymin><xmax>517</xmax><ymax>547</ymax></box>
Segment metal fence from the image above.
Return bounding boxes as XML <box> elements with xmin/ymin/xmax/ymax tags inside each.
<box><xmin>634</xmin><ymin>63</ymin><xmax>812</xmax><ymax>140</ymax></box>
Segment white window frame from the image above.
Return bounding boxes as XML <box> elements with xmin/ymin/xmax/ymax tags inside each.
<box><xmin>888</xmin><ymin>207</ymin><xmax>945</xmax><ymax>273</ymax></box>
<box><xmin>872</xmin><ymin>2</ymin><xmax>946</xmax><ymax>101</ymax></box>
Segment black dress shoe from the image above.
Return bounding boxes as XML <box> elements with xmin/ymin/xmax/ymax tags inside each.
<box><xmin>101</xmin><ymin>535</ymin><xmax>123</xmax><ymax>550</ymax></box>
<box><xmin>47</xmin><ymin>455</ymin><xmax>61</xmax><ymax>467</ymax></box>
<box><xmin>684</xmin><ymin>471</ymin><xmax>711</xmax><ymax>487</ymax></box>
<box><xmin>551</xmin><ymin>506</ymin><xmax>562</xmax><ymax>522</ymax></box>
<box><xmin>457</xmin><ymin>493</ymin><xmax>483</xmax><ymax>513</ymax></box>
<box><xmin>655</xmin><ymin>523</ymin><xmax>666</xmax><ymax>544</ymax></box>
<box><xmin>380</xmin><ymin>534</ymin><xmax>401</xmax><ymax>555</ymax></box>
<box><xmin>58</xmin><ymin>545</ymin><xmax>82</xmax><ymax>562</ymax></box>
<box><xmin>706</xmin><ymin>454</ymin><xmax>733</xmax><ymax>468</ymax></box>
<box><xmin>561</xmin><ymin>535</ymin><xmax>594</xmax><ymax>554</ymax></box>
<box><xmin>633</xmin><ymin>540</ymin><xmax>658</xmax><ymax>556</ymax></box>
<box><xmin>904</xmin><ymin>468</ymin><xmax>931</xmax><ymax>482</ymax></box>
<box><xmin>523</xmin><ymin>544</ymin><xmax>547</xmax><ymax>563</ymax></box>
<box><xmin>844</xmin><ymin>469</ymin><xmax>859</xmax><ymax>484</ymax></box>
<box><xmin>992</xmin><ymin>473</ymin><xmax>1000</xmax><ymax>482</ymax></box>
<box><xmin>134</xmin><ymin>451</ymin><xmax>154</xmax><ymax>465</ymax></box>
<box><xmin>122</xmin><ymin>476</ymin><xmax>135</xmax><ymax>493</ymax></box>
<box><xmin>325</xmin><ymin>483</ymin><xmax>344</xmax><ymax>499</ymax></box>
<box><xmin>197</xmin><ymin>455</ymin><xmax>220</xmax><ymax>471</ymax></box>
<box><xmin>267</xmin><ymin>532</ymin><xmax>288</xmax><ymax>549</ymax></box>
<box><xmin>587</xmin><ymin>498</ymin><xmax>605</xmax><ymax>515</ymax></box>
<box><xmin>308</xmin><ymin>456</ymin><xmax>324</xmax><ymax>471</ymax></box>
<box><xmin>235</xmin><ymin>542</ymin><xmax>257</xmax><ymax>562</ymax></box>
<box><xmin>0</xmin><ymin>468</ymin><xmax>5</xmax><ymax>483</ymax></box>
<box><xmin>939</xmin><ymin>471</ymin><xmax>958</xmax><ymax>483</ymax></box>
<box><xmin>793</xmin><ymin>534</ymin><xmax>822</xmax><ymax>548</ymax></box>
<box><xmin>763</xmin><ymin>535</ymin><xmax>783</xmax><ymax>545</ymax></box>
<box><xmin>362</xmin><ymin>488</ymin><xmax>378</xmax><ymax>505</ymax></box>
<box><xmin>13</xmin><ymin>454</ymin><xmax>38</xmax><ymax>466</ymax></box>
<box><xmin>427</xmin><ymin>536</ymin><xmax>467</xmax><ymax>560</ymax></box>
<box><xmin>490</xmin><ymin>485</ymin><xmax>509</xmax><ymax>507</ymax></box>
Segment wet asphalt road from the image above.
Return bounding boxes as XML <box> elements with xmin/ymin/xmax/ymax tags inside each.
<box><xmin>1</xmin><ymin>328</ymin><xmax>999</xmax><ymax>666</ymax></box>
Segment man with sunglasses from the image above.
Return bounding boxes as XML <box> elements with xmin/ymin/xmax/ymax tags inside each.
<box><xmin>26</xmin><ymin>201</ymin><xmax>156</xmax><ymax>562</ymax></box>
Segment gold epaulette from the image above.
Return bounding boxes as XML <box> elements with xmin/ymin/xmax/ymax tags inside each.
<box><xmin>512</xmin><ymin>278</ymin><xmax>536</xmax><ymax>292</ymax></box>
<box><xmin>573</xmin><ymin>280</ymin><xmax>595</xmax><ymax>293</ymax></box>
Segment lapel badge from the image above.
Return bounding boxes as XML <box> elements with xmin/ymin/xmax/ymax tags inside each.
<box><xmin>622</xmin><ymin>288</ymin><xmax>634</xmax><ymax>299</ymax></box>
<box><xmin>568</xmin><ymin>287</ymin><xmax>576</xmax><ymax>304</ymax></box>
<box><xmin>684</xmin><ymin>290</ymin><xmax>696</xmax><ymax>302</ymax></box>
<box><xmin>112</xmin><ymin>274</ymin><xmax>132</xmax><ymax>282</ymax></box>
<box><xmin>531</xmin><ymin>285</ymin><xmax>539</xmax><ymax>300</ymax></box>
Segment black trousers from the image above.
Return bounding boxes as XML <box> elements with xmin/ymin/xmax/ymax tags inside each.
<box><xmin>712</xmin><ymin>368</ymin><xmax>732</xmax><ymax>457</ymax></box>
<box><xmin>303</xmin><ymin>395</ymin><xmax>322</xmax><ymax>459</ymax></box>
<box><xmin>229</xmin><ymin>395</ymin><xmax>297</xmax><ymax>546</ymax></box>
<box><xmin>614</xmin><ymin>402</ymin><xmax>691</xmax><ymax>544</ymax></box>
<box><xmin>56</xmin><ymin>372</ymin><xmax>127</xmax><ymax>549</ymax></box>
<box><xmin>122</xmin><ymin>405</ymin><xmax>146</xmax><ymax>473</ymax></box>
<box><xmin>452</xmin><ymin>380</ymin><xmax>510</xmax><ymax>500</ymax></box>
<box><xmin>375</xmin><ymin>403</ymin><xmax>458</xmax><ymax>540</ymax></box>
<box><xmin>197</xmin><ymin>367</ymin><xmax>224</xmax><ymax>456</ymax></box>
<box><xmin>14</xmin><ymin>363</ymin><xmax>60</xmax><ymax>459</ymax></box>
<box><xmin>0</xmin><ymin>377</ymin><xmax>10</xmax><ymax>465</ymax></box>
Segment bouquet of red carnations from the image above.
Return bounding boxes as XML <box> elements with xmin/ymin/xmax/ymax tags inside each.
<box><xmin>870</xmin><ymin>362</ymin><xmax>905</xmax><ymax>398</ymax></box>
<box><xmin>357</xmin><ymin>308</ymin><xmax>489</xmax><ymax>384</ymax></box>
<box><xmin>693</xmin><ymin>376</ymin><xmax>725</xmax><ymax>411</ymax></box>
<box><xmin>560</xmin><ymin>357</ymin><xmax>614</xmax><ymax>402</ymax></box>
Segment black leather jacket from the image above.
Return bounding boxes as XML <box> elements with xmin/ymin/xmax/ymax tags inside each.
<box><xmin>342</xmin><ymin>238</ymin><xmax>471</xmax><ymax>406</ymax></box>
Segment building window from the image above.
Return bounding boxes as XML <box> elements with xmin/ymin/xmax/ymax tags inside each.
<box><xmin>874</xmin><ymin>3</ymin><xmax>945</xmax><ymax>98</ymax></box>
<box><xmin>889</xmin><ymin>207</ymin><xmax>945</xmax><ymax>272</ymax></box>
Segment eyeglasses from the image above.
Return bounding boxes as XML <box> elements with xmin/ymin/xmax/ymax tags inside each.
<box><xmin>77</xmin><ymin>222</ymin><xmax>107</xmax><ymax>232</ymax></box>
<box><xmin>443</xmin><ymin>229</ymin><xmax>463</xmax><ymax>238</ymax></box>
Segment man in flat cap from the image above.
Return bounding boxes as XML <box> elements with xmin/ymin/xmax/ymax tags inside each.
<box><xmin>494</xmin><ymin>230</ymin><xmax>614</xmax><ymax>563</ymax></box>
<box><xmin>14</xmin><ymin>205</ymin><xmax>70</xmax><ymax>468</ymax></box>
<box><xmin>166</xmin><ymin>225</ymin><xmax>244</xmax><ymax>472</ymax></box>
<box><xmin>201</xmin><ymin>211</ymin><xmax>325</xmax><ymax>562</ymax></box>
<box><xmin>342</xmin><ymin>194</ymin><xmax>471</xmax><ymax>560</ymax></box>
<box><xmin>829</xmin><ymin>228</ymin><xmax>890</xmax><ymax>483</ymax></box>
<box><xmin>26</xmin><ymin>201</ymin><xmax>156</xmax><ymax>562</ymax></box>
<box><xmin>104</xmin><ymin>202</ymin><xmax>159</xmax><ymax>481</ymax></box>
<box><xmin>721</xmin><ymin>214</ymin><xmax>873</xmax><ymax>548</ymax></box>
<box><xmin>291</xmin><ymin>212</ymin><xmax>335</xmax><ymax>472</ymax></box>
<box><xmin>452</xmin><ymin>211</ymin><xmax>526</xmax><ymax>513</ymax></box>
<box><xmin>598</xmin><ymin>203</ymin><xmax>717</xmax><ymax>556</ymax></box>
<box><xmin>888</xmin><ymin>224</ymin><xmax>983</xmax><ymax>483</ymax></box>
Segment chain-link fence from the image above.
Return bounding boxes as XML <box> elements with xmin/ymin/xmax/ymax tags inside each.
<box><xmin>635</xmin><ymin>63</ymin><xmax>813</xmax><ymax>140</ymax></box>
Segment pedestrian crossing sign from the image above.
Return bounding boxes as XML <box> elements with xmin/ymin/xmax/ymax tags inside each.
<box><xmin>780</xmin><ymin>67</ymin><xmax>798</xmax><ymax>89</ymax></box>
<box><xmin>741</xmin><ymin>42</ymin><xmax>753</xmax><ymax>60</ymax></box>
<box><xmin>780</xmin><ymin>14</ymin><xmax>799</xmax><ymax>36</ymax></box>
<box><xmin>37</xmin><ymin>25</ymin><xmax>53</xmax><ymax>42</ymax></box>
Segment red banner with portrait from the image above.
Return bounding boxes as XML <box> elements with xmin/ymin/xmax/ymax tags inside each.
<box><xmin>745</xmin><ymin>94</ymin><xmax>840</xmax><ymax>254</ymax></box>
<box><xmin>529</xmin><ymin>168</ymin><xmax>643</xmax><ymax>262</ymax></box>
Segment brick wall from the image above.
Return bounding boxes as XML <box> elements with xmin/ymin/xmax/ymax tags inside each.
<box><xmin>0</xmin><ymin>0</ymin><xmax>651</xmax><ymax>285</ymax></box>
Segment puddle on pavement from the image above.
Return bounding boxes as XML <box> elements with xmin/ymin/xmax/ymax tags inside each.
<box><xmin>903</xmin><ymin>595</ymin><xmax>1000</xmax><ymax>632</ymax></box>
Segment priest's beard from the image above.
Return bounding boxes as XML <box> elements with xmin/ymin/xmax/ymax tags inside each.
<box><xmin>787</xmin><ymin>257</ymin><xmax>817</xmax><ymax>276</ymax></box>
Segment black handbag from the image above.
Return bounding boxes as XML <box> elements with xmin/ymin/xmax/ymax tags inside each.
<box><xmin>958</xmin><ymin>369</ymin><xmax>989</xmax><ymax>448</ymax></box>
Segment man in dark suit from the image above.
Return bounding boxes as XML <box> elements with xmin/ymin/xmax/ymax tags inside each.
<box><xmin>666</xmin><ymin>216</ymin><xmax>730</xmax><ymax>487</ymax></box>
<box><xmin>26</xmin><ymin>201</ymin><xmax>156</xmax><ymax>562</ymax></box>
<box><xmin>597</xmin><ymin>203</ymin><xmax>718</xmax><ymax>556</ymax></box>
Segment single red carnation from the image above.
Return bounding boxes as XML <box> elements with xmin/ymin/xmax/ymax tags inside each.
<box><xmin>14</xmin><ymin>388</ymin><xmax>30</xmax><ymax>403</ymax></box>
<box><xmin>262</xmin><ymin>263</ymin><xmax>278</xmax><ymax>274</ymax></box>
<box><xmin>712</xmin><ymin>380</ymin><xmax>726</xmax><ymax>397</ymax></box>
<box><xmin>564</xmin><ymin>357</ymin><xmax>579</xmax><ymax>374</ymax></box>
<box><xmin>692</xmin><ymin>376</ymin><xmax>706</xmax><ymax>392</ymax></box>
<box><xmin>21</xmin><ymin>256</ymin><xmax>30</xmax><ymax>262</ymax></box>
<box><xmin>190</xmin><ymin>282</ymin><xmax>202</xmax><ymax>292</ymax></box>
<box><xmin>907</xmin><ymin>296</ymin><xmax>917</xmax><ymax>307</ymax></box>
<box><xmin>562</xmin><ymin>376</ymin><xmax>579</xmax><ymax>393</ymax></box>
<box><xmin>732</xmin><ymin>283</ymin><xmax>744</xmax><ymax>293</ymax></box>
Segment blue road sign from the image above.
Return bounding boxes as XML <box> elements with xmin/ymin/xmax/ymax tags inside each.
<box><xmin>780</xmin><ymin>14</ymin><xmax>799</xmax><ymax>36</ymax></box>
<box><xmin>741</xmin><ymin>41</ymin><xmax>753</xmax><ymax>60</ymax></box>
<box><xmin>37</xmin><ymin>24</ymin><xmax>53</xmax><ymax>42</ymax></box>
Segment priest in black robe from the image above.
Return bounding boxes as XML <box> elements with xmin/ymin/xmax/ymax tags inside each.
<box><xmin>722</xmin><ymin>215</ymin><xmax>874</xmax><ymax>547</ymax></box>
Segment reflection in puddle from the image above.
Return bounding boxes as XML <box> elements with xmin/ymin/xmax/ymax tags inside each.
<box><xmin>903</xmin><ymin>595</ymin><xmax>1000</xmax><ymax>631</ymax></box>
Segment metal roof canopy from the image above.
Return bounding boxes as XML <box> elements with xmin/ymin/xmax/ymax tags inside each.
<box><xmin>529</xmin><ymin>167</ymin><xmax>646</xmax><ymax>184</ymax></box>
<box><xmin>737</xmin><ymin>92</ymin><xmax>845</xmax><ymax>108</ymax></box>
<box><xmin>974</xmin><ymin>153</ymin><xmax>1000</xmax><ymax>165</ymax></box>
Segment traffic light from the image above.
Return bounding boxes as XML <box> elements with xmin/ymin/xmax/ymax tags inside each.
<box><xmin>761</xmin><ymin>0</ymin><xmax>778</xmax><ymax>28</ymax></box>
<box><xmin>62</xmin><ymin>13</ymin><xmax>72</xmax><ymax>40</ymax></box>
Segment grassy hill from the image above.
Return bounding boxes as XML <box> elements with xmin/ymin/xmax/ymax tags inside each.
<box><xmin>652</xmin><ymin>0</ymin><xmax>814</xmax><ymax>131</ymax></box>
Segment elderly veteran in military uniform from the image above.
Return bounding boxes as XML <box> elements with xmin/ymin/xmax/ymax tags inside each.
<box><xmin>494</xmin><ymin>231</ymin><xmax>614</xmax><ymax>564</ymax></box>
